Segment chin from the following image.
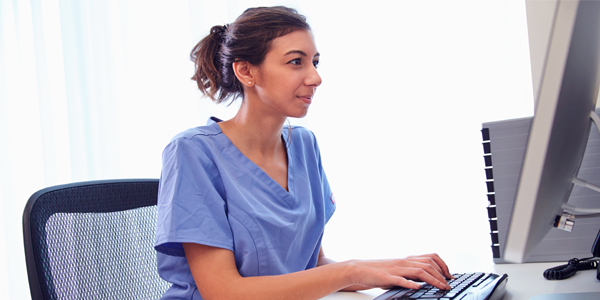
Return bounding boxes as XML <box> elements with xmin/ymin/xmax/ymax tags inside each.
<box><xmin>290</xmin><ymin>109</ymin><xmax>309</xmax><ymax>119</ymax></box>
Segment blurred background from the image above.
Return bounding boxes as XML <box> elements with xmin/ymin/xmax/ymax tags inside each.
<box><xmin>0</xmin><ymin>0</ymin><xmax>534</xmax><ymax>298</ymax></box>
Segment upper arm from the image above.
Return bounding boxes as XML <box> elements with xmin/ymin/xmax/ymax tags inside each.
<box><xmin>183</xmin><ymin>243</ymin><xmax>242</xmax><ymax>299</ymax></box>
<box><xmin>155</xmin><ymin>137</ymin><xmax>233</xmax><ymax>257</ymax></box>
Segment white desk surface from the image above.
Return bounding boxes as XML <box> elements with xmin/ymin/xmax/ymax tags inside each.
<box><xmin>320</xmin><ymin>262</ymin><xmax>600</xmax><ymax>300</ymax></box>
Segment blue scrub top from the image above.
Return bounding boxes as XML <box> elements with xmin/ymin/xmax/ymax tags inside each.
<box><xmin>154</xmin><ymin>117</ymin><xmax>336</xmax><ymax>299</ymax></box>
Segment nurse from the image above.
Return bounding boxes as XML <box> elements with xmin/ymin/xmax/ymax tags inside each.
<box><xmin>154</xmin><ymin>6</ymin><xmax>452</xmax><ymax>300</ymax></box>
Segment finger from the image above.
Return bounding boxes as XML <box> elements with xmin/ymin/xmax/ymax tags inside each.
<box><xmin>407</xmin><ymin>256</ymin><xmax>444</xmax><ymax>275</ymax></box>
<box><xmin>409</xmin><ymin>254</ymin><xmax>453</xmax><ymax>279</ymax></box>
<box><xmin>392</xmin><ymin>277</ymin><xmax>422</xmax><ymax>290</ymax></box>
<box><xmin>400</xmin><ymin>267</ymin><xmax>451</xmax><ymax>290</ymax></box>
<box><xmin>391</xmin><ymin>261</ymin><xmax>448</xmax><ymax>290</ymax></box>
<box><xmin>402</xmin><ymin>257</ymin><xmax>448</xmax><ymax>283</ymax></box>
<box><xmin>423</xmin><ymin>253</ymin><xmax>454</xmax><ymax>279</ymax></box>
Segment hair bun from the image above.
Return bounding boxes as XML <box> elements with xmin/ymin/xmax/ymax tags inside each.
<box><xmin>213</xmin><ymin>24</ymin><xmax>229</xmax><ymax>38</ymax></box>
<box><xmin>219</xmin><ymin>24</ymin><xmax>229</xmax><ymax>37</ymax></box>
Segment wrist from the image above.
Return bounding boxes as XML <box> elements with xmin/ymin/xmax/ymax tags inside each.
<box><xmin>337</xmin><ymin>260</ymin><xmax>372</xmax><ymax>291</ymax></box>
<box><xmin>339</xmin><ymin>259</ymin><xmax>360</xmax><ymax>287</ymax></box>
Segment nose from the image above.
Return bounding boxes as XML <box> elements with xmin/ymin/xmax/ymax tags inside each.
<box><xmin>306</xmin><ymin>66</ymin><xmax>322</xmax><ymax>87</ymax></box>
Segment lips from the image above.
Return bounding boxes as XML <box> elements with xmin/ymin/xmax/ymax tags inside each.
<box><xmin>297</xmin><ymin>94</ymin><xmax>313</xmax><ymax>104</ymax></box>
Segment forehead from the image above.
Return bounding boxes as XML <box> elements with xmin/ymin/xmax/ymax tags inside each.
<box><xmin>268</xmin><ymin>30</ymin><xmax>318</xmax><ymax>57</ymax></box>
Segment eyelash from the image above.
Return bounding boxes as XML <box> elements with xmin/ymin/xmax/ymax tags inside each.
<box><xmin>289</xmin><ymin>58</ymin><xmax>320</xmax><ymax>68</ymax></box>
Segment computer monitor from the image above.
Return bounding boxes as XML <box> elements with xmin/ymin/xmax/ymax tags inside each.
<box><xmin>503</xmin><ymin>0</ymin><xmax>600</xmax><ymax>264</ymax></box>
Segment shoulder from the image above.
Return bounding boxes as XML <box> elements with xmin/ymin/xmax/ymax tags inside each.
<box><xmin>163</xmin><ymin>122</ymin><xmax>224</xmax><ymax>160</ymax></box>
<box><xmin>170</xmin><ymin>122</ymin><xmax>222</xmax><ymax>142</ymax></box>
<box><xmin>287</xmin><ymin>125</ymin><xmax>317</xmax><ymax>144</ymax></box>
<box><xmin>285</xmin><ymin>125</ymin><xmax>324</xmax><ymax>156</ymax></box>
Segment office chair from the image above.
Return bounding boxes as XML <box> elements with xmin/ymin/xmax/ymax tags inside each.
<box><xmin>23</xmin><ymin>179</ymin><xmax>171</xmax><ymax>300</ymax></box>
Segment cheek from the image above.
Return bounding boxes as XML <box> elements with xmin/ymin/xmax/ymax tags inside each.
<box><xmin>262</xmin><ymin>73</ymin><xmax>296</xmax><ymax>95</ymax></box>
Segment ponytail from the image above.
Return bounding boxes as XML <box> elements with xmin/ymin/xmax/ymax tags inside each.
<box><xmin>190</xmin><ymin>24</ymin><xmax>239</xmax><ymax>104</ymax></box>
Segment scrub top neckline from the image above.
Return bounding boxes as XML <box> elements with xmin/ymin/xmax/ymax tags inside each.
<box><xmin>208</xmin><ymin>118</ymin><xmax>296</xmax><ymax>208</ymax></box>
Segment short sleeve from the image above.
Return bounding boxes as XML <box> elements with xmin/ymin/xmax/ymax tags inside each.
<box><xmin>154</xmin><ymin>136</ymin><xmax>233</xmax><ymax>257</ymax></box>
<box><xmin>321</xmin><ymin>168</ymin><xmax>335</xmax><ymax>224</ymax></box>
<box><xmin>307</xmin><ymin>129</ymin><xmax>336</xmax><ymax>224</ymax></box>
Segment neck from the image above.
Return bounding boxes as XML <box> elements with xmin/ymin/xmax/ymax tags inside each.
<box><xmin>219</xmin><ymin>101</ymin><xmax>287</xmax><ymax>158</ymax></box>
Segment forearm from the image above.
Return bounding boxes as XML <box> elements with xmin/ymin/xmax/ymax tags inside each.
<box><xmin>200</xmin><ymin>261</ymin><xmax>356</xmax><ymax>300</ymax></box>
<box><xmin>185</xmin><ymin>244</ymin><xmax>451</xmax><ymax>299</ymax></box>
<box><xmin>317</xmin><ymin>256</ymin><xmax>370</xmax><ymax>292</ymax></box>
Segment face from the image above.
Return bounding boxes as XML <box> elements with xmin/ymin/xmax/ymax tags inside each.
<box><xmin>250</xmin><ymin>30</ymin><xmax>322</xmax><ymax>119</ymax></box>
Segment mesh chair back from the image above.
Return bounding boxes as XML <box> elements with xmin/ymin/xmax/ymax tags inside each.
<box><xmin>23</xmin><ymin>179</ymin><xmax>170</xmax><ymax>300</ymax></box>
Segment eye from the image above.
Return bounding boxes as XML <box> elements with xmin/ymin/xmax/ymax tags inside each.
<box><xmin>312</xmin><ymin>59</ymin><xmax>320</xmax><ymax>68</ymax></box>
<box><xmin>288</xmin><ymin>58</ymin><xmax>302</xmax><ymax>65</ymax></box>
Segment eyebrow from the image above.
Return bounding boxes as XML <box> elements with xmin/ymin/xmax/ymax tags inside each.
<box><xmin>284</xmin><ymin>50</ymin><xmax>320</xmax><ymax>58</ymax></box>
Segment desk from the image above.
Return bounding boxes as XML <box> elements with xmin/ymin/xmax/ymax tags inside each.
<box><xmin>319</xmin><ymin>262</ymin><xmax>600</xmax><ymax>299</ymax></box>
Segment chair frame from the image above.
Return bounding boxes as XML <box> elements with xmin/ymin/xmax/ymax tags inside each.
<box><xmin>22</xmin><ymin>178</ymin><xmax>161</xmax><ymax>300</ymax></box>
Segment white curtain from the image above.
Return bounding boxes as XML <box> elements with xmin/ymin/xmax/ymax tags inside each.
<box><xmin>0</xmin><ymin>0</ymin><xmax>532</xmax><ymax>299</ymax></box>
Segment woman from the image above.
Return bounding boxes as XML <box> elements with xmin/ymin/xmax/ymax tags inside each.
<box><xmin>155</xmin><ymin>6</ymin><xmax>452</xmax><ymax>300</ymax></box>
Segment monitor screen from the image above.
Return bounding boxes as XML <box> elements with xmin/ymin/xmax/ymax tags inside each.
<box><xmin>503</xmin><ymin>0</ymin><xmax>600</xmax><ymax>264</ymax></box>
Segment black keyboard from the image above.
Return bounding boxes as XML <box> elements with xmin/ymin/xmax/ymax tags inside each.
<box><xmin>373</xmin><ymin>272</ymin><xmax>508</xmax><ymax>300</ymax></box>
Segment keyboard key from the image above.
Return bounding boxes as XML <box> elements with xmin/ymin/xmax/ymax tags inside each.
<box><xmin>444</xmin><ymin>291</ymin><xmax>458</xmax><ymax>298</ymax></box>
<box><xmin>408</xmin><ymin>291</ymin><xmax>426</xmax><ymax>299</ymax></box>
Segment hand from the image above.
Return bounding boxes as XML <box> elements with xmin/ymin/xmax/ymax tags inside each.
<box><xmin>405</xmin><ymin>253</ymin><xmax>454</xmax><ymax>280</ymax></box>
<box><xmin>346</xmin><ymin>253</ymin><xmax>452</xmax><ymax>291</ymax></box>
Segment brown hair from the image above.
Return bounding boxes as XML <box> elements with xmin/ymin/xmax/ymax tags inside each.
<box><xmin>190</xmin><ymin>6</ymin><xmax>311</xmax><ymax>104</ymax></box>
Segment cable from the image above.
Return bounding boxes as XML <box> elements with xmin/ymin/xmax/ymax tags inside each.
<box><xmin>543</xmin><ymin>257</ymin><xmax>598</xmax><ymax>280</ymax></box>
<box><xmin>574</xmin><ymin>213</ymin><xmax>600</xmax><ymax>219</ymax></box>
<box><xmin>572</xmin><ymin>178</ymin><xmax>600</xmax><ymax>194</ymax></box>
<box><xmin>544</xmin><ymin>111</ymin><xmax>600</xmax><ymax>281</ymax></box>
<box><xmin>562</xmin><ymin>200</ymin><xmax>600</xmax><ymax>217</ymax></box>
<box><xmin>559</xmin><ymin>112</ymin><xmax>600</xmax><ymax>219</ymax></box>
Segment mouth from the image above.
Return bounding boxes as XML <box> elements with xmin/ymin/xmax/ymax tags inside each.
<box><xmin>297</xmin><ymin>95</ymin><xmax>313</xmax><ymax>104</ymax></box>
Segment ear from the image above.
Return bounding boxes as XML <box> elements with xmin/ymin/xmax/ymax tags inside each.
<box><xmin>232</xmin><ymin>61</ymin><xmax>257</xmax><ymax>87</ymax></box>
